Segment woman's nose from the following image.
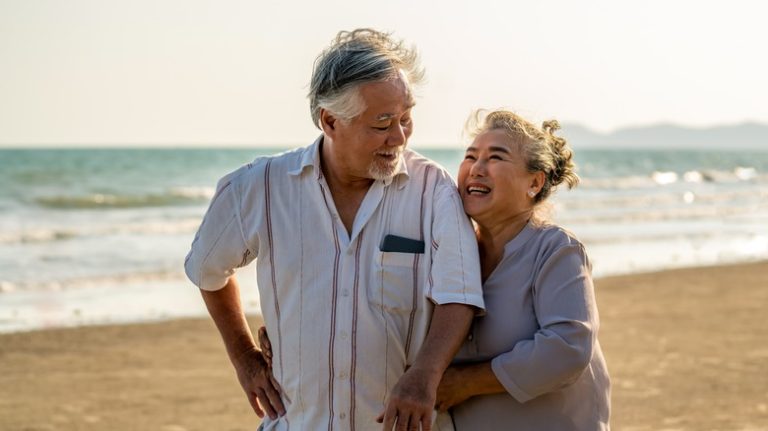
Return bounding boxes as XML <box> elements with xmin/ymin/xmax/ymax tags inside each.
<box><xmin>470</xmin><ymin>159</ymin><xmax>486</xmax><ymax>177</ymax></box>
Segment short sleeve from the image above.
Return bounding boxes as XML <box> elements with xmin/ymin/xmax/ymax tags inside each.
<box><xmin>184</xmin><ymin>175</ymin><xmax>257</xmax><ymax>291</ymax></box>
<box><xmin>427</xmin><ymin>182</ymin><xmax>484</xmax><ymax>310</ymax></box>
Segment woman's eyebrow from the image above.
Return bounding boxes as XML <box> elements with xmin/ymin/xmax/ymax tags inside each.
<box><xmin>488</xmin><ymin>145</ymin><xmax>512</xmax><ymax>154</ymax></box>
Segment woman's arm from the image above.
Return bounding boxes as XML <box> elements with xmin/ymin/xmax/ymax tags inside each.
<box><xmin>437</xmin><ymin>243</ymin><xmax>598</xmax><ymax>408</ymax></box>
<box><xmin>490</xmin><ymin>244</ymin><xmax>598</xmax><ymax>403</ymax></box>
<box><xmin>435</xmin><ymin>361</ymin><xmax>505</xmax><ymax>411</ymax></box>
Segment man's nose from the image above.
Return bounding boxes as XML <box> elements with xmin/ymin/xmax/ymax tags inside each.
<box><xmin>386</xmin><ymin>124</ymin><xmax>407</xmax><ymax>147</ymax></box>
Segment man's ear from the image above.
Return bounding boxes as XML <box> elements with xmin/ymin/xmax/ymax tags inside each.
<box><xmin>319</xmin><ymin>109</ymin><xmax>339</xmax><ymax>137</ymax></box>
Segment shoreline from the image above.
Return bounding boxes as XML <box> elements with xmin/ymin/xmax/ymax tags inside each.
<box><xmin>1</xmin><ymin>261</ymin><xmax>768</xmax><ymax>430</ymax></box>
<box><xmin>3</xmin><ymin>257</ymin><xmax>767</xmax><ymax>335</ymax></box>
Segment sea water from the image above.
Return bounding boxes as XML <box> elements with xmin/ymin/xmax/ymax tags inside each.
<box><xmin>1</xmin><ymin>147</ymin><xmax>767</xmax><ymax>332</ymax></box>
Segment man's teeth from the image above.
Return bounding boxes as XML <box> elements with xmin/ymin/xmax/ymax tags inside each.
<box><xmin>467</xmin><ymin>186</ymin><xmax>490</xmax><ymax>194</ymax></box>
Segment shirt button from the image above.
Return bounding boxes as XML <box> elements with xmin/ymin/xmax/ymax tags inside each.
<box><xmin>339</xmin><ymin>331</ymin><xmax>348</xmax><ymax>340</ymax></box>
<box><xmin>338</xmin><ymin>371</ymin><xmax>348</xmax><ymax>379</ymax></box>
<box><xmin>467</xmin><ymin>333</ymin><xmax>474</xmax><ymax>341</ymax></box>
<box><xmin>342</xmin><ymin>289</ymin><xmax>350</xmax><ymax>297</ymax></box>
<box><xmin>339</xmin><ymin>412</ymin><xmax>347</xmax><ymax>420</ymax></box>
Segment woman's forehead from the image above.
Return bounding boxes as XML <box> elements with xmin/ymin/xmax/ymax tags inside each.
<box><xmin>469</xmin><ymin>129</ymin><xmax>525</xmax><ymax>152</ymax></box>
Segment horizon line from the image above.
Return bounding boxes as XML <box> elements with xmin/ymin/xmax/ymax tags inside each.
<box><xmin>2</xmin><ymin>119</ymin><xmax>766</xmax><ymax>148</ymax></box>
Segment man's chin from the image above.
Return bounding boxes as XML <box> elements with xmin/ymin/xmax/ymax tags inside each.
<box><xmin>368</xmin><ymin>164</ymin><xmax>398</xmax><ymax>181</ymax></box>
<box><xmin>368</xmin><ymin>169</ymin><xmax>396</xmax><ymax>181</ymax></box>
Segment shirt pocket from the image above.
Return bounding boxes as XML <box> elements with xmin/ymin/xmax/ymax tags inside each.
<box><xmin>369</xmin><ymin>250</ymin><xmax>420</xmax><ymax>315</ymax></box>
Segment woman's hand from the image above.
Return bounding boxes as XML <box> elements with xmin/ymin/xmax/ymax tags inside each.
<box><xmin>435</xmin><ymin>365</ymin><xmax>474</xmax><ymax>412</ymax></box>
<box><xmin>232</xmin><ymin>346</ymin><xmax>285</xmax><ymax>420</ymax></box>
<box><xmin>257</xmin><ymin>325</ymin><xmax>273</xmax><ymax>368</ymax></box>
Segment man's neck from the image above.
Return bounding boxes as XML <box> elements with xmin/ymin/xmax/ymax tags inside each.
<box><xmin>320</xmin><ymin>139</ymin><xmax>374</xmax><ymax>193</ymax></box>
<box><xmin>319</xmin><ymin>139</ymin><xmax>374</xmax><ymax>235</ymax></box>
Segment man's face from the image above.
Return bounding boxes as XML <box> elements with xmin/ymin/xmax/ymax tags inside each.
<box><xmin>326</xmin><ymin>75</ymin><xmax>414</xmax><ymax>181</ymax></box>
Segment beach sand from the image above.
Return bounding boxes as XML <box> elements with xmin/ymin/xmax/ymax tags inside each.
<box><xmin>1</xmin><ymin>261</ymin><xmax>767</xmax><ymax>430</ymax></box>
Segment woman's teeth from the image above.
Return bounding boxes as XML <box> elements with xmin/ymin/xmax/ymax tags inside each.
<box><xmin>467</xmin><ymin>186</ymin><xmax>490</xmax><ymax>195</ymax></box>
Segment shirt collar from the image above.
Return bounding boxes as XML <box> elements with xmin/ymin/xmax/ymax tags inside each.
<box><xmin>288</xmin><ymin>135</ymin><xmax>411</xmax><ymax>188</ymax></box>
<box><xmin>287</xmin><ymin>135</ymin><xmax>323</xmax><ymax>177</ymax></box>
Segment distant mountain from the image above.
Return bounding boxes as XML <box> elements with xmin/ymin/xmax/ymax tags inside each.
<box><xmin>561</xmin><ymin>122</ymin><xmax>768</xmax><ymax>150</ymax></box>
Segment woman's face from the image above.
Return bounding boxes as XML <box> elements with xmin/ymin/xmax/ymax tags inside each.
<box><xmin>458</xmin><ymin>129</ymin><xmax>539</xmax><ymax>224</ymax></box>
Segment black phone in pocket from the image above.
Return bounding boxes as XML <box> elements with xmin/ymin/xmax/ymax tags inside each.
<box><xmin>379</xmin><ymin>234</ymin><xmax>425</xmax><ymax>253</ymax></box>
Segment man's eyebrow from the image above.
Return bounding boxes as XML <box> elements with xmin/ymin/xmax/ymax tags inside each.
<box><xmin>375</xmin><ymin>103</ymin><xmax>416</xmax><ymax>121</ymax></box>
<box><xmin>375</xmin><ymin>113</ymin><xmax>396</xmax><ymax>121</ymax></box>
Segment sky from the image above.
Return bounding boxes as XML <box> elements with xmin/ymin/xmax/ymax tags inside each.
<box><xmin>1</xmin><ymin>0</ymin><xmax>766</xmax><ymax>147</ymax></box>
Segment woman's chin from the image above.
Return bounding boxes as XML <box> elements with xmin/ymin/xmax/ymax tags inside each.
<box><xmin>462</xmin><ymin>201</ymin><xmax>489</xmax><ymax>220</ymax></box>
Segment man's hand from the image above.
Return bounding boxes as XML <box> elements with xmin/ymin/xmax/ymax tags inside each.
<box><xmin>434</xmin><ymin>365</ymin><xmax>472</xmax><ymax>412</ymax></box>
<box><xmin>200</xmin><ymin>275</ymin><xmax>288</xmax><ymax>421</ymax></box>
<box><xmin>233</xmin><ymin>346</ymin><xmax>285</xmax><ymax>420</ymax></box>
<box><xmin>376</xmin><ymin>367</ymin><xmax>439</xmax><ymax>431</ymax></box>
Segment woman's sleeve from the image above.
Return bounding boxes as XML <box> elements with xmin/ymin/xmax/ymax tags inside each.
<box><xmin>490</xmin><ymin>244</ymin><xmax>598</xmax><ymax>403</ymax></box>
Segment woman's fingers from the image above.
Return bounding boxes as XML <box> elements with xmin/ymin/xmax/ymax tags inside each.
<box><xmin>255</xmin><ymin>388</ymin><xmax>279</xmax><ymax>420</ymax></box>
<box><xmin>257</xmin><ymin>326</ymin><xmax>272</xmax><ymax>358</ymax></box>
<box><xmin>263</xmin><ymin>380</ymin><xmax>286</xmax><ymax>416</ymax></box>
<box><xmin>248</xmin><ymin>391</ymin><xmax>265</xmax><ymax>418</ymax></box>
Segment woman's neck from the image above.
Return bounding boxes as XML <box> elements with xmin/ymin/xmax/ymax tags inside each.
<box><xmin>475</xmin><ymin>209</ymin><xmax>533</xmax><ymax>281</ymax></box>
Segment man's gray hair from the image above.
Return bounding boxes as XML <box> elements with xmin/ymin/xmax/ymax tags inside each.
<box><xmin>308</xmin><ymin>29</ymin><xmax>425</xmax><ymax>128</ymax></box>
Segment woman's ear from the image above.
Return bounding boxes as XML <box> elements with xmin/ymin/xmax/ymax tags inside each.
<box><xmin>530</xmin><ymin>171</ymin><xmax>546</xmax><ymax>194</ymax></box>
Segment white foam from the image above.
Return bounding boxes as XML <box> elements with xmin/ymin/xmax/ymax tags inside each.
<box><xmin>0</xmin><ymin>219</ymin><xmax>201</xmax><ymax>245</ymax></box>
<box><xmin>169</xmin><ymin>186</ymin><xmax>216</xmax><ymax>200</ymax></box>
<box><xmin>0</xmin><ymin>270</ymin><xmax>261</xmax><ymax>333</ymax></box>
<box><xmin>652</xmin><ymin>171</ymin><xmax>679</xmax><ymax>185</ymax></box>
<box><xmin>0</xmin><ymin>229</ymin><xmax>76</xmax><ymax>244</ymax></box>
<box><xmin>683</xmin><ymin>171</ymin><xmax>703</xmax><ymax>183</ymax></box>
<box><xmin>734</xmin><ymin>166</ymin><xmax>757</xmax><ymax>181</ymax></box>
<box><xmin>587</xmin><ymin>233</ymin><xmax>768</xmax><ymax>278</ymax></box>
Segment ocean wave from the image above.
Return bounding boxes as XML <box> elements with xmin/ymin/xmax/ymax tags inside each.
<box><xmin>557</xmin><ymin>186</ymin><xmax>768</xmax><ymax>211</ymax></box>
<box><xmin>0</xmin><ymin>229</ymin><xmax>77</xmax><ymax>244</ymax></box>
<box><xmin>34</xmin><ymin>187</ymin><xmax>214</xmax><ymax>209</ymax></box>
<box><xmin>0</xmin><ymin>269</ymin><xmax>187</xmax><ymax>293</ymax></box>
<box><xmin>580</xmin><ymin>167</ymin><xmax>764</xmax><ymax>189</ymax></box>
<box><xmin>557</xmin><ymin>203</ymin><xmax>768</xmax><ymax>225</ymax></box>
<box><xmin>168</xmin><ymin>186</ymin><xmax>216</xmax><ymax>200</ymax></box>
<box><xmin>0</xmin><ymin>219</ymin><xmax>202</xmax><ymax>245</ymax></box>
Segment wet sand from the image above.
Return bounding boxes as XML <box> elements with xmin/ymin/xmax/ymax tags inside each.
<box><xmin>1</xmin><ymin>261</ymin><xmax>767</xmax><ymax>430</ymax></box>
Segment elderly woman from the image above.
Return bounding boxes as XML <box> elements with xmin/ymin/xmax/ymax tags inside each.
<box><xmin>435</xmin><ymin>110</ymin><xmax>610</xmax><ymax>430</ymax></box>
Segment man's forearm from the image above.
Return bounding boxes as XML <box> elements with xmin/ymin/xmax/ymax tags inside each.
<box><xmin>200</xmin><ymin>276</ymin><xmax>258</xmax><ymax>366</ymax></box>
<box><xmin>409</xmin><ymin>303</ymin><xmax>475</xmax><ymax>382</ymax></box>
<box><xmin>201</xmin><ymin>276</ymin><xmax>286</xmax><ymax>419</ymax></box>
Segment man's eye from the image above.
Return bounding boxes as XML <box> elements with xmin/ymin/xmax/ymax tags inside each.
<box><xmin>490</xmin><ymin>155</ymin><xmax>502</xmax><ymax>160</ymax></box>
<box><xmin>400</xmin><ymin>118</ymin><xmax>412</xmax><ymax>126</ymax></box>
<box><xmin>464</xmin><ymin>155</ymin><xmax>476</xmax><ymax>160</ymax></box>
<box><xmin>373</xmin><ymin>126</ymin><xmax>389</xmax><ymax>131</ymax></box>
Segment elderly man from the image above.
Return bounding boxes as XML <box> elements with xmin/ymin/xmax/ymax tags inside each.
<box><xmin>184</xmin><ymin>29</ymin><xmax>483</xmax><ymax>430</ymax></box>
